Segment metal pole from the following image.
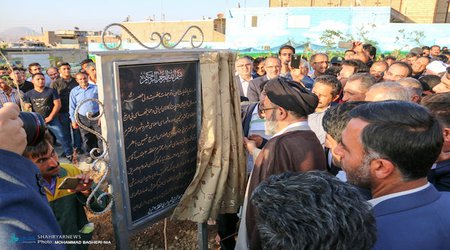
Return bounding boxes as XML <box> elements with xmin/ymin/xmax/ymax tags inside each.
<box><xmin>198</xmin><ymin>222</ymin><xmax>208</xmax><ymax>250</ymax></box>
<box><xmin>445</xmin><ymin>1</ymin><xmax>449</xmax><ymax>23</ymax></box>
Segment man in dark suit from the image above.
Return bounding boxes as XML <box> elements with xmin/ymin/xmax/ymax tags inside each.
<box><xmin>247</xmin><ymin>57</ymin><xmax>281</xmax><ymax>102</ymax></box>
<box><xmin>335</xmin><ymin>101</ymin><xmax>450</xmax><ymax>249</ymax></box>
<box><xmin>421</xmin><ymin>93</ymin><xmax>450</xmax><ymax>191</ymax></box>
<box><xmin>234</xmin><ymin>57</ymin><xmax>253</xmax><ymax>102</ymax></box>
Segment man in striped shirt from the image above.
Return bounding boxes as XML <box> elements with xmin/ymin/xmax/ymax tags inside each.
<box><xmin>0</xmin><ymin>75</ymin><xmax>23</xmax><ymax>109</ymax></box>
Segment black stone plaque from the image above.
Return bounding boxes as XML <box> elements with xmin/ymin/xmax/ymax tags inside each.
<box><xmin>118</xmin><ymin>61</ymin><xmax>198</xmax><ymax>224</ymax></box>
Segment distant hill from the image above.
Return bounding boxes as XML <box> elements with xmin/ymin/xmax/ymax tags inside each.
<box><xmin>0</xmin><ymin>27</ymin><xmax>39</xmax><ymax>42</ymax></box>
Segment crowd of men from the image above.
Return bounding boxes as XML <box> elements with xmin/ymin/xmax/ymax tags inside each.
<box><xmin>0</xmin><ymin>59</ymin><xmax>108</xmax><ymax>249</ymax></box>
<box><xmin>1</xmin><ymin>43</ymin><xmax>450</xmax><ymax>249</ymax></box>
<box><xmin>0</xmin><ymin>59</ymin><xmax>102</xmax><ymax>163</ymax></box>
<box><xmin>226</xmin><ymin>43</ymin><xmax>450</xmax><ymax>250</ymax></box>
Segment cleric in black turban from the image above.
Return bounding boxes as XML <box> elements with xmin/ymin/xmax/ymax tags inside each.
<box><xmin>264</xmin><ymin>77</ymin><xmax>318</xmax><ymax>117</ymax></box>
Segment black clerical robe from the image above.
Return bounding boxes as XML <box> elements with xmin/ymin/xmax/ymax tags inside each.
<box><xmin>246</xmin><ymin>126</ymin><xmax>326</xmax><ymax>250</ymax></box>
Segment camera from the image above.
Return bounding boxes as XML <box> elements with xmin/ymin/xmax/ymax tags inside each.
<box><xmin>19</xmin><ymin>112</ymin><xmax>46</xmax><ymax>146</ymax></box>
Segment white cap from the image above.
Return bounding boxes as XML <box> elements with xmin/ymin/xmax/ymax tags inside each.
<box><xmin>426</xmin><ymin>61</ymin><xmax>448</xmax><ymax>75</ymax></box>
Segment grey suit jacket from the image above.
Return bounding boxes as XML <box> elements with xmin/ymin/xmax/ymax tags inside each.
<box><xmin>247</xmin><ymin>75</ymin><xmax>269</xmax><ymax>102</ymax></box>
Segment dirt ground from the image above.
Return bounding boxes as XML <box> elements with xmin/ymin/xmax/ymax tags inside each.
<box><xmin>87</xmin><ymin>211</ymin><xmax>219</xmax><ymax>250</ymax></box>
<box><xmin>57</xmin><ymin>147</ymin><xmax>220</xmax><ymax>250</ymax></box>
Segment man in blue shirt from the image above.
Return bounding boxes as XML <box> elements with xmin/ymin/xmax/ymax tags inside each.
<box><xmin>69</xmin><ymin>72</ymin><xmax>101</xmax><ymax>163</ymax></box>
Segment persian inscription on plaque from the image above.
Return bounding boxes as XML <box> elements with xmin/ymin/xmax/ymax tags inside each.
<box><xmin>118</xmin><ymin>61</ymin><xmax>198</xmax><ymax>223</ymax></box>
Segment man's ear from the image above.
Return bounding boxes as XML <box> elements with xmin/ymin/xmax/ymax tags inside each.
<box><xmin>410</xmin><ymin>94</ymin><xmax>421</xmax><ymax>103</ymax></box>
<box><xmin>278</xmin><ymin>107</ymin><xmax>288</xmax><ymax>120</ymax></box>
<box><xmin>332</xmin><ymin>94</ymin><xmax>340</xmax><ymax>102</ymax></box>
<box><xmin>443</xmin><ymin>127</ymin><xmax>450</xmax><ymax>143</ymax></box>
<box><xmin>370</xmin><ymin>158</ymin><xmax>395</xmax><ymax>180</ymax></box>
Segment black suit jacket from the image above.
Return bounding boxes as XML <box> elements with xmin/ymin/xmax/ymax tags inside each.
<box><xmin>241</xmin><ymin>102</ymin><xmax>267</xmax><ymax>148</ymax></box>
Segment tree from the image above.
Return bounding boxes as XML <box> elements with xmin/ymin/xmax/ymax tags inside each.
<box><xmin>354</xmin><ymin>23</ymin><xmax>378</xmax><ymax>46</ymax></box>
<box><xmin>394</xmin><ymin>29</ymin><xmax>425</xmax><ymax>51</ymax></box>
<box><xmin>320</xmin><ymin>30</ymin><xmax>345</xmax><ymax>51</ymax></box>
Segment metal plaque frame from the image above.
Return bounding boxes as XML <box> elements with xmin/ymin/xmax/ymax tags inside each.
<box><xmin>95</xmin><ymin>50</ymin><xmax>205</xmax><ymax>248</ymax></box>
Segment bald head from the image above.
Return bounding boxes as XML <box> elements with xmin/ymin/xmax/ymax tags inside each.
<box><xmin>365</xmin><ymin>82</ymin><xmax>410</xmax><ymax>102</ymax></box>
<box><xmin>398</xmin><ymin>77</ymin><xmax>423</xmax><ymax>103</ymax></box>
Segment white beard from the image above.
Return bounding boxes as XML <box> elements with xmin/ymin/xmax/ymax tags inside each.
<box><xmin>265</xmin><ymin>112</ymin><xmax>278</xmax><ymax>135</ymax></box>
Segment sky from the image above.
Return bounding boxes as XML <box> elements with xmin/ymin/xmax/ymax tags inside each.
<box><xmin>0</xmin><ymin>0</ymin><xmax>267</xmax><ymax>33</ymax></box>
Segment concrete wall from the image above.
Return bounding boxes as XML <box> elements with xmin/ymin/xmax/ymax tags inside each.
<box><xmin>2</xmin><ymin>48</ymin><xmax>88</xmax><ymax>68</ymax></box>
<box><xmin>399</xmin><ymin>0</ymin><xmax>438</xmax><ymax>23</ymax></box>
<box><xmin>24</xmin><ymin>31</ymin><xmax>61</xmax><ymax>46</ymax></box>
<box><xmin>120</xmin><ymin>19</ymin><xmax>225</xmax><ymax>45</ymax></box>
<box><xmin>435</xmin><ymin>0</ymin><xmax>450</xmax><ymax>23</ymax></box>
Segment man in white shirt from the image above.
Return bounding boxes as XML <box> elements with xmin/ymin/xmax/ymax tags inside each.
<box><xmin>309</xmin><ymin>53</ymin><xmax>329</xmax><ymax>80</ymax></box>
<box><xmin>335</xmin><ymin>101</ymin><xmax>450</xmax><ymax>249</ymax></box>
<box><xmin>234</xmin><ymin>57</ymin><xmax>253</xmax><ymax>102</ymax></box>
<box><xmin>308</xmin><ymin>75</ymin><xmax>342</xmax><ymax>146</ymax></box>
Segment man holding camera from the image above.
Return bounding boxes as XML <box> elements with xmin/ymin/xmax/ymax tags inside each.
<box><xmin>0</xmin><ymin>103</ymin><xmax>63</xmax><ymax>249</ymax></box>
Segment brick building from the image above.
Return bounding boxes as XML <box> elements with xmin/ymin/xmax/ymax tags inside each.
<box><xmin>269</xmin><ymin>0</ymin><xmax>450</xmax><ymax>23</ymax></box>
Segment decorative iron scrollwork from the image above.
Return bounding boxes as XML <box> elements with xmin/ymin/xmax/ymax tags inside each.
<box><xmin>101</xmin><ymin>23</ymin><xmax>204</xmax><ymax>50</ymax></box>
<box><xmin>74</xmin><ymin>99</ymin><xmax>113</xmax><ymax>215</ymax></box>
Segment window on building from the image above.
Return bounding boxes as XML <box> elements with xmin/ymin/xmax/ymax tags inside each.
<box><xmin>251</xmin><ymin>16</ymin><xmax>258</xmax><ymax>27</ymax></box>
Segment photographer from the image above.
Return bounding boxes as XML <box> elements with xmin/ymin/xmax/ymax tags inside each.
<box><xmin>0</xmin><ymin>103</ymin><xmax>63</xmax><ymax>248</ymax></box>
